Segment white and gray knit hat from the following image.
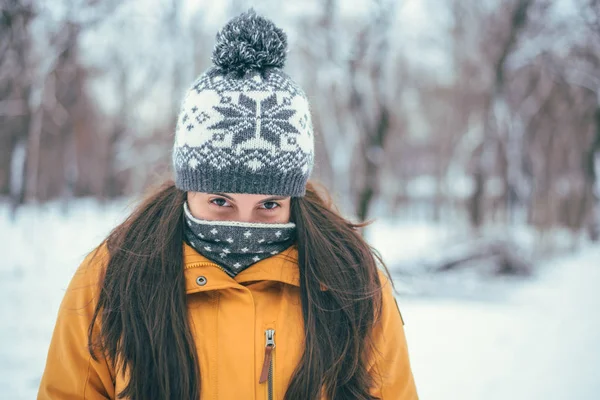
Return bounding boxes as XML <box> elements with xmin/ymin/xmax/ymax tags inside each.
<box><xmin>172</xmin><ymin>9</ymin><xmax>314</xmax><ymax>197</ymax></box>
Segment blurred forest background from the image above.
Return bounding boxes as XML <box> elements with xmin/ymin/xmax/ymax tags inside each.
<box><xmin>3</xmin><ymin>1</ymin><xmax>600</xmax><ymax>398</ymax></box>
<box><xmin>2</xmin><ymin>0</ymin><xmax>600</xmax><ymax>256</ymax></box>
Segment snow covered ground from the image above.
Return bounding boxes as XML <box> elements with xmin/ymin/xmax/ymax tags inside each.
<box><xmin>1</xmin><ymin>199</ymin><xmax>599</xmax><ymax>399</ymax></box>
<box><xmin>402</xmin><ymin>246</ymin><xmax>600</xmax><ymax>400</ymax></box>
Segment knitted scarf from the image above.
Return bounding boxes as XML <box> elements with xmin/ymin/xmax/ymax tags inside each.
<box><xmin>183</xmin><ymin>201</ymin><xmax>296</xmax><ymax>277</ymax></box>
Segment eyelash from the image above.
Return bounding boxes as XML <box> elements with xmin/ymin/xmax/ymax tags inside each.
<box><xmin>209</xmin><ymin>198</ymin><xmax>281</xmax><ymax>211</ymax></box>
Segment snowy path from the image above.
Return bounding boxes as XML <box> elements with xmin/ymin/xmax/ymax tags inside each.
<box><xmin>401</xmin><ymin>245</ymin><xmax>600</xmax><ymax>400</ymax></box>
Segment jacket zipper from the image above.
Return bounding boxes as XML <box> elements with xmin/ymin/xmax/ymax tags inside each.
<box><xmin>259</xmin><ymin>328</ymin><xmax>275</xmax><ymax>400</ymax></box>
<box><xmin>184</xmin><ymin>261</ymin><xmax>228</xmax><ymax>274</ymax></box>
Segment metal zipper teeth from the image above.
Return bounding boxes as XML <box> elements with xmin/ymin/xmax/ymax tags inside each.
<box><xmin>268</xmin><ymin>352</ymin><xmax>274</xmax><ymax>400</ymax></box>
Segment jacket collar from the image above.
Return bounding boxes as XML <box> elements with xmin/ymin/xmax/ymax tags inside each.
<box><xmin>183</xmin><ymin>241</ymin><xmax>301</xmax><ymax>294</ymax></box>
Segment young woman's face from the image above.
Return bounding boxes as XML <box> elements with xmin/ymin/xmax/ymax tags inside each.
<box><xmin>187</xmin><ymin>192</ymin><xmax>292</xmax><ymax>224</ymax></box>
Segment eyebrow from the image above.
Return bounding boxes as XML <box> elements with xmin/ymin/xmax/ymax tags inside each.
<box><xmin>210</xmin><ymin>193</ymin><xmax>287</xmax><ymax>203</ymax></box>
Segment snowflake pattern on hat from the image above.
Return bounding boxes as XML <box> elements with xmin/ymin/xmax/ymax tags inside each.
<box><xmin>172</xmin><ymin>9</ymin><xmax>314</xmax><ymax>197</ymax></box>
<box><xmin>173</xmin><ymin>69</ymin><xmax>314</xmax><ymax>178</ymax></box>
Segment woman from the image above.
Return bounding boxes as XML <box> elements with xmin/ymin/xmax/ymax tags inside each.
<box><xmin>37</xmin><ymin>9</ymin><xmax>418</xmax><ymax>400</ymax></box>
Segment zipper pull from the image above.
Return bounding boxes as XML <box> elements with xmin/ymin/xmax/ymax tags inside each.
<box><xmin>259</xmin><ymin>329</ymin><xmax>275</xmax><ymax>383</ymax></box>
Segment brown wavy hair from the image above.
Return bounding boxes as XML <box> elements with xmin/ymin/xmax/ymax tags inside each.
<box><xmin>87</xmin><ymin>179</ymin><xmax>391</xmax><ymax>399</ymax></box>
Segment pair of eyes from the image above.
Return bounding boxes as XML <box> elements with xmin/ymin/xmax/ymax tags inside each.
<box><xmin>209</xmin><ymin>197</ymin><xmax>281</xmax><ymax>211</ymax></box>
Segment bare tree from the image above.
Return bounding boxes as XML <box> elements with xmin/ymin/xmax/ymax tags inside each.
<box><xmin>349</xmin><ymin>0</ymin><xmax>398</xmax><ymax>222</ymax></box>
<box><xmin>469</xmin><ymin>0</ymin><xmax>535</xmax><ymax>229</ymax></box>
<box><xmin>294</xmin><ymin>0</ymin><xmax>402</xmax><ymax>221</ymax></box>
<box><xmin>0</xmin><ymin>0</ymin><xmax>36</xmax><ymax>217</ymax></box>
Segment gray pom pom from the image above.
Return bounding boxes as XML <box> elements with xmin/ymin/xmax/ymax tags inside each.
<box><xmin>212</xmin><ymin>9</ymin><xmax>288</xmax><ymax>76</ymax></box>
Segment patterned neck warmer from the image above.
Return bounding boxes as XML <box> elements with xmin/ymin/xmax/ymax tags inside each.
<box><xmin>183</xmin><ymin>201</ymin><xmax>297</xmax><ymax>277</ymax></box>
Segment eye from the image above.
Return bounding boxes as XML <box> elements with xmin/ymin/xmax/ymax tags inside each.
<box><xmin>210</xmin><ymin>197</ymin><xmax>231</xmax><ymax>208</ymax></box>
<box><xmin>261</xmin><ymin>201</ymin><xmax>281</xmax><ymax>211</ymax></box>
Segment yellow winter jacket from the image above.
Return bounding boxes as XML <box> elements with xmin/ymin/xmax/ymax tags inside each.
<box><xmin>37</xmin><ymin>240</ymin><xmax>418</xmax><ymax>399</ymax></box>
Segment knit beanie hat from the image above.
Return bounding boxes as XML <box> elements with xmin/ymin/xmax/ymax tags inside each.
<box><xmin>172</xmin><ymin>9</ymin><xmax>315</xmax><ymax>197</ymax></box>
